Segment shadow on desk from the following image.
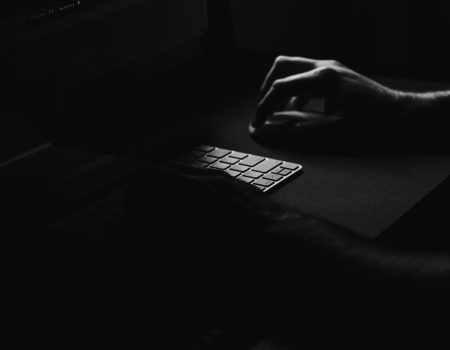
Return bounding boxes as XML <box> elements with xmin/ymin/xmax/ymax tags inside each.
<box><xmin>251</xmin><ymin>120</ymin><xmax>449</xmax><ymax>157</ymax></box>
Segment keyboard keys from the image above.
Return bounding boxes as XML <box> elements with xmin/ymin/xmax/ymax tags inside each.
<box><xmin>263</xmin><ymin>173</ymin><xmax>283</xmax><ymax>182</ymax></box>
<box><xmin>242</xmin><ymin>171</ymin><xmax>262</xmax><ymax>179</ymax></box>
<box><xmin>210</xmin><ymin>162</ymin><xmax>230</xmax><ymax>170</ymax></box>
<box><xmin>170</xmin><ymin>146</ymin><xmax>303</xmax><ymax>193</ymax></box>
<box><xmin>281</xmin><ymin>162</ymin><xmax>300</xmax><ymax>170</ymax></box>
<box><xmin>253</xmin><ymin>159</ymin><xmax>282</xmax><ymax>173</ymax></box>
<box><xmin>196</xmin><ymin>146</ymin><xmax>215</xmax><ymax>152</ymax></box>
<box><xmin>197</xmin><ymin>156</ymin><xmax>217</xmax><ymax>164</ymax></box>
<box><xmin>230</xmin><ymin>165</ymin><xmax>250</xmax><ymax>173</ymax></box>
<box><xmin>240</xmin><ymin>156</ymin><xmax>264</xmax><ymax>167</ymax></box>
<box><xmin>238</xmin><ymin>176</ymin><xmax>254</xmax><ymax>184</ymax></box>
<box><xmin>229</xmin><ymin>152</ymin><xmax>248</xmax><ymax>160</ymax></box>
<box><xmin>225</xmin><ymin>169</ymin><xmax>241</xmax><ymax>178</ymax></box>
<box><xmin>253</xmin><ymin>179</ymin><xmax>275</xmax><ymax>188</ymax></box>
<box><xmin>207</xmin><ymin>149</ymin><xmax>231</xmax><ymax>158</ymax></box>
<box><xmin>271</xmin><ymin>167</ymin><xmax>283</xmax><ymax>175</ymax></box>
<box><xmin>220</xmin><ymin>157</ymin><xmax>240</xmax><ymax>165</ymax></box>
<box><xmin>53</xmin><ymin>147</ymin><xmax>304</xmax><ymax>238</ymax></box>
<box><xmin>278</xmin><ymin>169</ymin><xmax>292</xmax><ymax>176</ymax></box>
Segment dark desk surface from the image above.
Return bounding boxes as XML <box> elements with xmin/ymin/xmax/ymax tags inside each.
<box><xmin>1</xmin><ymin>57</ymin><xmax>449</xmax><ymax>350</ymax></box>
<box><xmin>198</xmin><ymin>87</ymin><xmax>450</xmax><ymax>239</ymax></box>
<box><xmin>17</xmin><ymin>58</ymin><xmax>449</xmax><ymax>239</ymax></box>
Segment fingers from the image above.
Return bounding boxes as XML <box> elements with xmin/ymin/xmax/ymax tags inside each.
<box><xmin>254</xmin><ymin>67</ymin><xmax>334</xmax><ymax>127</ymax></box>
<box><xmin>261</xmin><ymin>56</ymin><xmax>317</xmax><ymax>95</ymax></box>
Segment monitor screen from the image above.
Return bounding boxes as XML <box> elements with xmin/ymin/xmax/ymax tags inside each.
<box><xmin>0</xmin><ymin>1</ymin><xmax>103</xmax><ymax>19</ymax></box>
<box><xmin>0</xmin><ymin>1</ymin><xmax>110</xmax><ymax>34</ymax></box>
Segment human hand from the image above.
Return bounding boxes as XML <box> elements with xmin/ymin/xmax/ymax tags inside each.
<box><xmin>253</xmin><ymin>56</ymin><xmax>413</xmax><ymax>129</ymax></box>
<box><xmin>124</xmin><ymin>164</ymin><xmax>294</xmax><ymax>265</ymax></box>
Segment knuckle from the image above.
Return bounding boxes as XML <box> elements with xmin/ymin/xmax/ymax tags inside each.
<box><xmin>275</xmin><ymin>55</ymin><xmax>288</xmax><ymax>64</ymax></box>
<box><xmin>321</xmin><ymin>59</ymin><xmax>343</xmax><ymax>68</ymax></box>
<box><xmin>275</xmin><ymin>55</ymin><xmax>293</xmax><ymax>65</ymax></box>
<box><xmin>317</xmin><ymin>66</ymin><xmax>337</xmax><ymax>79</ymax></box>
<box><xmin>272</xmin><ymin>78</ymin><xmax>285</xmax><ymax>89</ymax></box>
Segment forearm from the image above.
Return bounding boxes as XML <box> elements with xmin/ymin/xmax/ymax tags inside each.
<box><xmin>402</xmin><ymin>90</ymin><xmax>450</xmax><ymax>128</ymax></box>
<box><xmin>264</xmin><ymin>215</ymin><xmax>450</xmax><ymax>292</ymax></box>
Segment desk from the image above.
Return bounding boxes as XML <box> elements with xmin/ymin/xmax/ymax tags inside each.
<box><xmin>50</xmin><ymin>57</ymin><xmax>450</xmax><ymax>240</ymax></box>
<box><xmin>3</xmin><ymin>56</ymin><xmax>449</xmax><ymax>350</ymax></box>
<box><xmin>194</xmin><ymin>78</ymin><xmax>450</xmax><ymax>239</ymax></box>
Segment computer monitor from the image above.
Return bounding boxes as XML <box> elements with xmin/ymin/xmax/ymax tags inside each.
<box><xmin>0</xmin><ymin>0</ymin><xmax>208</xmax><ymax>80</ymax></box>
<box><xmin>0</xmin><ymin>0</ymin><xmax>208</xmax><ymax>159</ymax></box>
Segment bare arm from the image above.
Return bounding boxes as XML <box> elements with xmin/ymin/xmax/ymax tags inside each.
<box><xmin>254</xmin><ymin>56</ymin><xmax>450</xmax><ymax>134</ymax></box>
<box><xmin>404</xmin><ymin>90</ymin><xmax>450</xmax><ymax>127</ymax></box>
<box><xmin>264</xmin><ymin>215</ymin><xmax>450</xmax><ymax>291</ymax></box>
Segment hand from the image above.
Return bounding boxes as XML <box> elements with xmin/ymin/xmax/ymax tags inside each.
<box><xmin>254</xmin><ymin>56</ymin><xmax>412</xmax><ymax>129</ymax></box>
<box><xmin>124</xmin><ymin>164</ymin><xmax>293</xmax><ymax>265</ymax></box>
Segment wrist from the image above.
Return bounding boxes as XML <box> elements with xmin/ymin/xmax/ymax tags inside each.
<box><xmin>394</xmin><ymin>91</ymin><xmax>423</xmax><ymax>121</ymax></box>
<box><xmin>396</xmin><ymin>90</ymin><xmax>450</xmax><ymax>122</ymax></box>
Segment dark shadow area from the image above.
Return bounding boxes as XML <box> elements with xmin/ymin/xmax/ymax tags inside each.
<box><xmin>1</xmin><ymin>1</ymin><xmax>450</xmax><ymax>349</ymax></box>
<box><xmin>250</xmin><ymin>119</ymin><xmax>450</xmax><ymax>157</ymax></box>
<box><xmin>378</xmin><ymin>175</ymin><xmax>450</xmax><ymax>254</ymax></box>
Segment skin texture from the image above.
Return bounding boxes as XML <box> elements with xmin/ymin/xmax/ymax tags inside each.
<box><xmin>254</xmin><ymin>56</ymin><xmax>411</xmax><ymax>128</ymax></box>
<box><xmin>254</xmin><ymin>56</ymin><xmax>450</xmax><ymax>132</ymax></box>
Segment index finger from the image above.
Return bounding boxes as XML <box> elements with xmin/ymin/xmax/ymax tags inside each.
<box><xmin>254</xmin><ymin>68</ymin><xmax>329</xmax><ymax>127</ymax></box>
<box><xmin>261</xmin><ymin>56</ymin><xmax>317</xmax><ymax>95</ymax></box>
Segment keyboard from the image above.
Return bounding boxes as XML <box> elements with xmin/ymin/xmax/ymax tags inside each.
<box><xmin>52</xmin><ymin>187</ymin><xmax>126</xmax><ymax>237</ymax></box>
<box><xmin>53</xmin><ymin>146</ymin><xmax>302</xmax><ymax>236</ymax></box>
<box><xmin>171</xmin><ymin>146</ymin><xmax>303</xmax><ymax>193</ymax></box>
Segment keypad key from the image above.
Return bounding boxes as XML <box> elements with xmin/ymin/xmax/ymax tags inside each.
<box><xmin>238</xmin><ymin>176</ymin><xmax>254</xmax><ymax>184</ymax></box>
<box><xmin>263</xmin><ymin>173</ymin><xmax>283</xmax><ymax>182</ymax></box>
<box><xmin>279</xmin><ymin>169</ymin><xmax>292</xmax><ymax>176</ymax></box>
<box><xmin>210</xmin><ymin>162</ymin><xmax>229</xmax><ymax>170</ymax></box>
<box><xmin>196</xmin><ymin>146</ymin><xmax>215</xmax><ymax>152</ymax></box>
<box><xmin>198</xmin><ymin>156</ymin><xmax>217</xmax><ymax>164</ymax></box>
<box><xmin>240</xmin><ymin>156</ymin><xmax>264</xmax><ymax>167</ymax></box>
<box><xmin>253</xmin><ymin>179</ymin><xmax>275</xmax><ymax>188</ymax></box>
<box><xmin>253</xmin><ymin>185</ymin><xmax>267</xmax><ymax>191</ymax></box>
<box><xmin>230</xmin><ymin>165</ymin><xmax>250</xmax><ymax>173</ymax></box>
<box><xmin>271</xmin><ymin>167</ymin><xmax>283</xmax><ymax>175</ymax></box>
<box><xmin>220</xmin><ymin>157</ymin><xmax>239</xmax><ymax>165</ymax></box>
<box><xmin>253</xmin><ymin>159</ymin><xmax>282</xmax><ymax>173</ymax></box>
<box><xmin>281</xmin><ymin>162</ymin><xmax>300</xmax><ymax>170</ymax></box>
<box><xmin>242</xmin><ymin>171</ymin><xmax>262</xmax><ymax>179</ymax></box>
<box><xmin>207</xmin><ymin>149</ymin><xmax>231</xmax><ymax>159</ymax></box>
<box><xmin>229</xmin><ymin>152</ymin><xmax>248</xmax><ymax>160</ymax></box>
<box><xmin>225</xmin><ymin>169</ymin><xmax>241</xmax><ymax>178</ymax></box>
